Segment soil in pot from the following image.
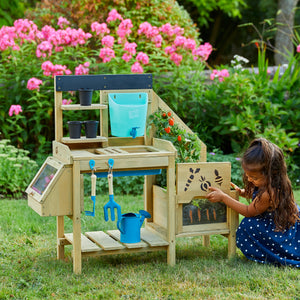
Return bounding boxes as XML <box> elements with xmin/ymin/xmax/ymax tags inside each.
<box><xmin>84</xmin><ymin>120</ymin><xmax>99</xmax><ymax>138</ymax></box>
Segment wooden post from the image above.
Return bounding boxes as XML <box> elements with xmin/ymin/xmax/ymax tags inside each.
<box><xmin>72</xmin><ymin>161</ymin><xmax>82</xmax><ymax>274</ymax></box>
<box><xmin>167</xmin><ymin>154</ymin><xmax>176</xmax><ymax>266</ymax></box>
<box><xmin>202</xmin><ymin>236</ymin><xmax>210</xmax><ymax>247</ymax></box>
<box><xmin>54</xmin><ymin>88</ymin><xmax>63</xmax><ymax>142</ymax></box>
<box><xmin>227</xmin><ymin>190</ymin><xmax>239</xmax><ymax>258</ymax></box>
<box><xmin>57</xmin><ymin>216</ymin><xmax>65</xmax><ymax>259</ymax></box>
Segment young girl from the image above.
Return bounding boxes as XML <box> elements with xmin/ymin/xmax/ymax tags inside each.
<box><xmin>207</xmin><ymin>138</ymin><xmax>300</xmax><ymax>267</ymax></box>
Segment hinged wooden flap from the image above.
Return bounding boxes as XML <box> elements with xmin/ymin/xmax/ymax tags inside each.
<box><xmin>176</xmin><ymin>162</ymin><xmax>231</xmax><ymax>203</ymax></box>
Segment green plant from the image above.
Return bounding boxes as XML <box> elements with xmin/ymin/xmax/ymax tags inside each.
<box><xmin>0</xmin><ymin>139</ymin><xmax>38</xmax><ymax>198</ymax></box>
<box><xmin>147</xmin><ymin>109</ymin><xmax>201</xmax><ymax>163</ymax></box>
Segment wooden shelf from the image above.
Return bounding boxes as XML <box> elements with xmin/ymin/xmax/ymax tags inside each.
<box><xmin>61</xmin><ymin>136</ymin><xmax>108</xmax><ymax>144</ymax></box>
<box><xmin>64</xmin><ymin>229</ymin><xmax>169</xmax><ymax>256</ymax></box>
<box><xmin>61</xmin><ymin>104</ymin><xmax>107</xmax><ymax>111</ymax></box>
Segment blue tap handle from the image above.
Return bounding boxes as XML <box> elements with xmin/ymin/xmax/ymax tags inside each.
<box><xmin>130</xmin><ymin>127</ymin><xmax>139</xmax><ymax>139</ymax></box>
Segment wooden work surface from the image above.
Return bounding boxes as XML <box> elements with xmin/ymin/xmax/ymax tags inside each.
<box><xmin>53</xmin><ymin>139</ymin><xmax>176</xmax><ymax>172</ymax></box>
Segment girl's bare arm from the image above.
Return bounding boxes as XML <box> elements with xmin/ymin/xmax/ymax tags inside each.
<box><xmin>207</xmin><ymin>187</ymin><xmax>270</xmax><ymax>217</ymax></box>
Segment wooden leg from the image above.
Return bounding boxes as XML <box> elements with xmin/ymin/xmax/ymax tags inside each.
<box><xmin>227</xmin><ymin>191</ymin><xmax>240</xmax><ymax>258</ymax></box>
<box><xmin>227</xmin><ymin>207</ymin><xmax>239</xmax><ymax>258</ymax></box>
<box><xmin>57</xmin><ymin>216</ymin><xmax>65</xmax><ymax>260</ymax></box>
<box><xmin>202</xmin><ymin>235</ymin><xmax>210</xmax><ymax>247</ymax></box>
<box><xmin>73</xmin><ymin>161</ymin><xmax>82</xmax><ymax>274</ymax></box>
<box><xmin>167</xmin><ymin>155</ymin><xmax>176</xmax><ymax>266</ymax></box>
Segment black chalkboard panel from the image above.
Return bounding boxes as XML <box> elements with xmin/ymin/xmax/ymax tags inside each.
<box><xmin>183</xmin><ymin>199</ymin><xmax>226</xmax><ymax>225</ymax></box>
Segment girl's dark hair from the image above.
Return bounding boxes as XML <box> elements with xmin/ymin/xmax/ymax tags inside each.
<box><xmin>242</xmin><ymin>138</ymin><xmax>299</xmax><ymax>231</ymax></box>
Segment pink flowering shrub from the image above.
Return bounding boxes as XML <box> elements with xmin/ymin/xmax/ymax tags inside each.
<box><xmin>0</xmin><ymin>6</ymin><xmax>213</xmax><ymax>156</ymax></box>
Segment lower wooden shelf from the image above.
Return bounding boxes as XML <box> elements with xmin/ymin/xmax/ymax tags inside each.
<box><xmin>64</xmin><ymin>228</ymin><xmax>169</xmax><ymax>257</ymax></box>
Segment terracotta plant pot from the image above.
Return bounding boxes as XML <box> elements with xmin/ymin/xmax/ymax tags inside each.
<box><xmin>79</xmin><ymin>88</ymin><xmax>93</xmax><ymax>106</ymax></box>
<box><xmin>84</xmin><ymin>120</ymin><xmax>99</xmax><ymax>138</ymax></box>
<box><xmin>67</xmin><ymin>121</ymin><xmax>82</xmax><ymax>138</ymax></box>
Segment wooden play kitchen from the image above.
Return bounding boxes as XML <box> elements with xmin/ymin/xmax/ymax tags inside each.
<box><xmin>26</xmin><ymin>74</ymin><xmax>239</xmax><ymax>274</ymax></box>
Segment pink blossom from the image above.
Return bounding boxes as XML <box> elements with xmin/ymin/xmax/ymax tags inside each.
<box><xmin>13</xmin><ymin>19</ymin><xmax>38</xmax><ymax>43</ymax></box>
<box><xmin>193</xmin><ymin>42</ymin><xmax>213</xmax><ymax>61</ymax></box>
<box><xmin>48</xmin><ymin>28</ymin><xmax>91</xmax><ymax>50</ymax></box>
<box><xmin>174</xmin><ymin>36</ymin><xmax>186</xmax><ymax>47</ymax></box>
<box><xmin>131</xmin><ymin>61</ymin><xmax>143</xmax><ymax>73</ymax></box>
<box><xmin>75</xmin><ymin>62</ymin><xmax>90</xmax><ymax>75</ymax></box>
<box><xmin>99</xmin><ymin>47</ymin><xmax>115</xmax><ymax>63</ymax></box>
<box><xmin>297</xmin><ymin>44</ymin><xmax>300</xmax><ymax>53</ymax></box>
<box><xmin>106</xmin><ymin>9</ymin><xmax>123</xmax><ymax>23</ymax></box>
<box><xmin>219</xmin><ymin>69</ymin><xmax>229</xmax><ymax>78</ymax></box>
<box><xmin>8</xmin><ymin>105</ymin><xmax>22</xmax><ymax>116</ymax></box>
<box><xmin>117</xmin><ymin>19</ymin><xmax>133</xmax><ymax>39</ymax></box>
<box><xmin>57</xmin><ymin>17</ymin><xmax>70</xmax><ymax>29</ymax></box>
<box><xmin>173</xmin><ymin>25</ymin><xmax>184</xmax><ymax>36</ymax></box>
<box><xmin>122</xmin><ymin>53</ymin><xmax>132</xmax><ymax>62</ymax></box>
<box><xmin>137</xmin><ymin>22</ymin><xmax>152</xmax><ymax>36</ymax></box>
<box><xmin>39</xmin><ymin>25</ymin><xmax>56</xmax><ymax>40</ymax></box>
<box><xmin>0</xmin><ymin>26</ymin><xmax>19</xmax><ymax>51</ymax></box>
<box><xmin>210</xmin><ymin>69</ymin><xmax>229</xmax><ymax>82</ymax></box>
<box><xmin>152</xmin><ymin>34</ymin><xmax>162</xmax><ymax>48</ymax></box>
<box><xmin>101</xmin><ymin>35</ymin><xmax>114</xmax><ymax>48</ymax></box>
<box><xmin>124</xmin><ymin>41</ymin><xmax>137</xmax><ymax>55</ymax></box>
<box><xmin>62</xmin><ymin>99</ymin><xmax>73</xmax><ymax>105</ymax></box>
<box><xmin>164</xmin><ymin>46</ymin><xmax>176</xmax><ymax>55</ymax></box>
<box><xmin>136</xmin><ymin>52</ymin><xmax>149</xmax><ymax>65</ymax></box>
<box><xmin>170</xmin><ymin>52</ymin><xmax>182</xmax><ymax>66</ymax></box>
<box><xmin>148</xmin><ymin>27</ymin><xmax>159</xmax><ymax>38</ymax></box>
<box><xmin>41</xmin><ymin>61</ymin><xmax>72</xmax><ymax>77</ymax></box>
<box><xmin>91</xmin><ymin>22</ymin><xmax>110</xmax><ymax>36</ymax></box>
<box><xmin>36</xmin><ymin>41</ymin><xmax>53</xmax><ymax>57</ymax></box>
<box><xmin>160</xmin><ymin>23</ymin><xmax>174</xmax><ymax>36</ymax></box>
<box><xmin>27</xmin><ymin>77</ymin><xmax>43</xmax><ymax>91</ymax></box>
<box><xmin>184</xmin><ymin>38</ymin><xmax>196</xmax><ymax>51</ymax></box>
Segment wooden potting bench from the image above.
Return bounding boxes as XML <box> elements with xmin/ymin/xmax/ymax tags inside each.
<box><xmin>26</xmin><ymin>74</ymin><xmax>239</xmax><ymax>274</ymax></box>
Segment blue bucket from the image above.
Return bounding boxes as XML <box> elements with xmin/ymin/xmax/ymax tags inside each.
<box><xmin>108</xmin><ymin>93</ymin><xmax>148</xmax><ymax>138</ymax></box>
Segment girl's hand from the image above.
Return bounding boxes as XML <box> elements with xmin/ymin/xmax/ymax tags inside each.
<box><xmin>230</xmin><ymin>182</ymin><xmax>245</xmax><ymax>197</ymax></box>
<box><xmin>207</xmin><ymin>187</ymin><xmax>226</xmax><ymax>203</ymax></box>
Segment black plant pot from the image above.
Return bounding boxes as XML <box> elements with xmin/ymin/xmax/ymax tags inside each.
<box><xmin>79</xmin><ymin>88</ymin><xmax>93</xmax><ymax>106</ymax></box>
<box><xmin>84</xmin><ymin>120</ymin><xmax>99</xmax><ymax>138</ymax></box>
<box><xmin>67</xmin><ymin>121</ymin><xmax>82</xmax><ymax>138</ymax></box>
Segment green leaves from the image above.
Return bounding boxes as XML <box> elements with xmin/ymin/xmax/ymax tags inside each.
<box><xmin>0</xmin><ymin>139</ymin><xmax>38</xmax><ymax>198</ymax></box>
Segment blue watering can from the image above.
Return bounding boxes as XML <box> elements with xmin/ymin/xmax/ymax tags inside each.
<box><xmin>117</xmin><ymin>210</ymin><xmax>151</xmax><ymax>243</ymax></box>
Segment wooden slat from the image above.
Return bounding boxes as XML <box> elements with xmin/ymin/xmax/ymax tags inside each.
<box><xmin>85</xmin><ymin>231</ymin><xmax>125</xmax><ymax>250</ymax></box>
<box><xmin>95</xmin><ymin>147</ymin><xmax>129</xmax><ymax>155</ymax></box>
<box><xmin>62</xmin><ymin>136</ymin><xmax>108</xmax><ymax>144</ymax></box>
<box><xmin>140</xmin><ymin>228</ymin><xmax>169</xmax><ymax>247</ymax></box>
<box><xmin>107</xmin><ymin>230</ymin><xmax>148</xmax><ymax>249</ymax></box>
<box><xmin>61</xmin><ymin>104</ymin><xmax>107</xmax><ymax>110</ymax></box>
<box><xmin>64</xmin><ymin>233</ymin><xmax>101</xmax><ymax>253</ymax></box>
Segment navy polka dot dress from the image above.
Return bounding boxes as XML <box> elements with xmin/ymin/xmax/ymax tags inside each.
<box><xmin>236</xmin><ymin>189</ymin><xmax>300</xmax><ymax>267</ymax></box>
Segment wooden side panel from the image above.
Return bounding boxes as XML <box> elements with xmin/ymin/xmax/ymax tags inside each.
<box><xmin>153</xmin><ymin>185</ymin><xmax>168</xmax><ymax>229</ymax></box>
<box><xmin>177</xmin><ymin>162</ymin><xmax>231</xmax><ymax>203</ymax></box>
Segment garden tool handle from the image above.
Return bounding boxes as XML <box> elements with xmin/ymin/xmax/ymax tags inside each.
<box><xmin>91</xmin><ymin>173</ymin><xmax>96</xmax><ymax>197</ymax></box>
<box><xmin>108</xmin><ymin>173</ymin><xmax>113</xmax><ymax>196</ymax></box>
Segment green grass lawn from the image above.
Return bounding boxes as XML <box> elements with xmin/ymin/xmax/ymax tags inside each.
<box><xmin>0</xmin><ymin>191</ymin><xmax>299</xmax><ymax>299</ymax></box>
